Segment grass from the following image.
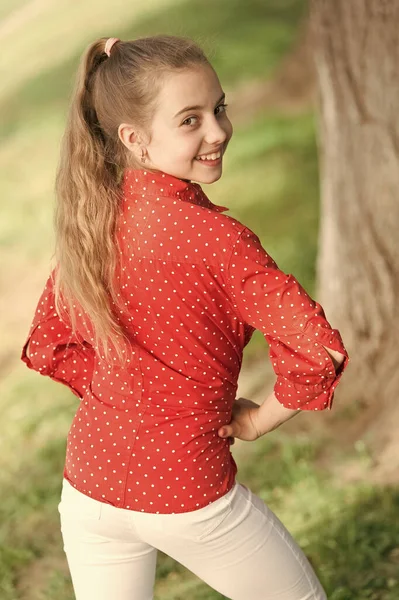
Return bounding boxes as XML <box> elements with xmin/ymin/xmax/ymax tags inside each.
<box><xmin>1</xmin><ymin>396</ymin><xmax>398</xmax><ymax>599</ymax></box>
<box><xmin>1</xmin><ymin>0</ymin><xmax>399</xmax><ymax>598</ymax></box>
<box><xmin>0</xmin><ymin>0</ymin><xmax>307</xmax><ymax>141</ymax></box>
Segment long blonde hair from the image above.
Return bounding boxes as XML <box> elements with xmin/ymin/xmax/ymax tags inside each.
<box><xmin>53</xmin><ymin>35</ymin><xmax>209</xmax><ymax>365</ymax></box>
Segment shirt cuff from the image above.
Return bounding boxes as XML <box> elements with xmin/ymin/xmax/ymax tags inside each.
<box><xmin>273</xmin><ymin>344</ymin><xmax>349</xmax><ymax>411</ymax></box>
<box><xmin>21</xmin><ymin>335</ymin><xmax>94</xmax><ymax>400</ymax></box>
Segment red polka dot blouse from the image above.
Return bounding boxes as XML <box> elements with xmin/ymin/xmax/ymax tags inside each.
<box><xmin>21</xmin><ymin>168</ymin><xmax>349</xmax><ymax>514</ymax></box>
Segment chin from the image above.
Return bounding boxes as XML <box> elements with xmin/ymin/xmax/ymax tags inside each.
<box><xmin>202</xmin><ymin>173</ymin><xmax>222</xmax><ymax>184</ymax></box>
<box><xmin>193</xmin><ymin>168</ymin><xmax>223</xmax><ymax>185</ymax></box>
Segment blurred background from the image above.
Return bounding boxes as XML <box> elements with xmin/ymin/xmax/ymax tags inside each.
<box><xmin>1</xmin><ymin>1</ymin><xmax>398</xmax><ymax>599</ymax></box>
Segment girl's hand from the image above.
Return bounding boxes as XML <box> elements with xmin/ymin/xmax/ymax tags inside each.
<box><xmin>218</xmin><ymin>397</ymin><xmax>261</xmax><ymax>443</ymax></box>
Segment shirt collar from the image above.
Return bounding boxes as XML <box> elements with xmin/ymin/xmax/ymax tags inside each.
<box><xmin>122</xmin><ymin>168</ymin><xmax>229</xmax><ymax>213</ymax></box>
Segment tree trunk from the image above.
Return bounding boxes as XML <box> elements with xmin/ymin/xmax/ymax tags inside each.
<box><xmin>310</xmin><ymin>0</ymin><xmax>399</xmax><ymax>480</ymax></box>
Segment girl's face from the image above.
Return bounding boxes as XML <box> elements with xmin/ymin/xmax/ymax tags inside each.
<box><xmin>142</xmin><ymin>64</ymin><xmax>233</xmax><ymax>183</ymax></box>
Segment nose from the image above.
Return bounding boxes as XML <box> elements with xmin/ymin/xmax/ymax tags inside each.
<box><xmin>203</xmin><ymin>115</ymin><xmax>228</xmax><ymax>147</ymax></box>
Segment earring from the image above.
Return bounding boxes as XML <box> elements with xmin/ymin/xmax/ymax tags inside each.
<box><xmin>140</xmin><ymin>148</ymin><xmax>147</xmax><ymax>164</ymax></box>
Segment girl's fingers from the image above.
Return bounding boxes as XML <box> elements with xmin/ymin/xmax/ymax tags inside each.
<box><xmin>219</xmin><ymin>426</ymin><xmax>231</xmax><ymax>438</ymax></box>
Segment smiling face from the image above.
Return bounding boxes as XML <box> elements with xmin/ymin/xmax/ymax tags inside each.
<box><xmin>125</xmin><ymin>64</ymin><xmax>233</xmax><ymax>184</ymax></box>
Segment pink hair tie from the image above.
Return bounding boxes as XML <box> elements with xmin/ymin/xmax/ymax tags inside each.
<box><xmin>104</xmin><ymin>37</ymin><xmax>120</xmax><ymax>57</ymax></box>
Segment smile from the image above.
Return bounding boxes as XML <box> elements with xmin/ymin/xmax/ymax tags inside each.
<box><xmin>195</xmin><ymin>150</ymin><xmax>222</xmax><ymax>161</ymax></box>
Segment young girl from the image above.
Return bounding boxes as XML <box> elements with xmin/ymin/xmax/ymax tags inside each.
<box><xmin>21</xmin><ymin>35</ymin><xmax>349</xmax><ymax>600</ymax></box>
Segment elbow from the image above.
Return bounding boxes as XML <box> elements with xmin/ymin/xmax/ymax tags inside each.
<box><xmin>322</xmin><ymin>345</ymin><xmax>347</xmax><ymax>372</ymax></box>
<box><xmin>21</xmin><ymin>339</ymin><xmax>53</xmax><ymax>375</ymax></box>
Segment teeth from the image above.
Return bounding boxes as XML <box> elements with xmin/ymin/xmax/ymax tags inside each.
<box><xmin>196</xmin><ymin>151</ymin><xmax>221</xmax><ymax>161</ymax></box>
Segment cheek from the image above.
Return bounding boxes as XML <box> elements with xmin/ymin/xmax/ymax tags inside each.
<box><xmin>153</xmin><ymin>136</ymin><xmax>190</xmax><ymax>162</ymax></box>
<box><xmin>179</xmin><ymin>135</ymin><xmax>200</xmax><ymax>159</ymax></box>
<box><xmin>225</xmin><ymin>118</ymin><xmax>233</xmax><ymax>141</ymax></box>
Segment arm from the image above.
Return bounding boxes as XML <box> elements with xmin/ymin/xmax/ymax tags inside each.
<box><xmin>220</xmin><ymin>393</ymin><xmax>298</xmax><ymax>442</ymax></box>
<box><xmin>219</xmin><ymin>342</ymin><xmax>347</xmax><ymax>441</ymax></box>
<box><xmin>226</xmin><ymin>226</ymin><xmax>349</xmax><ymax>412</ymax></box>
<box><xmin>21</xmin><ymin>269</ymin><xmax>95</xmax><ymax>399</ymax></box>
<box><xmin>322</xmin><ymin>345</ymin><xmax>346</xmax><ymax>371</ymax></box>
<box><xmin>253</xmin><ymin>344</ymin><xmax>346</xmax><ymax>436</ymax></box>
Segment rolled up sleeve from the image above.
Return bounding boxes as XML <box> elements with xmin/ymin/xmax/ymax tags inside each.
<box><xmin>21</xmin><ymin>270</ymin><xmax>95</xmax><ymax>399</ymax></box>
<box><xmin>226</xmin><ymin>226</ymin><xmax>349</xmax><ymax>411</ymax></box>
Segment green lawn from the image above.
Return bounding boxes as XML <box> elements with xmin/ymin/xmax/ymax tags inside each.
<box><xmin>1</xmin><ymin>377</ymin><xmax>398</xmax><ymax>599</ymax></box>
<box><xmin>1</xmin><ymin>0</ymin><xmax>398</xmax><ymax>598</ymax></box>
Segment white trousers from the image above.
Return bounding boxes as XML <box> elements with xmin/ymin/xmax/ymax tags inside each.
<box><xmin>58</xmin><ymin>477</ymin><xmax>327</xmax><ymax>600</ymax></box>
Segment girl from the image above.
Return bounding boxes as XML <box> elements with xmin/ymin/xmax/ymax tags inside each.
<box><xmin>21</xmin><ymin>35</ymin><xmax>349</xmax><ymax>600</ymax></box>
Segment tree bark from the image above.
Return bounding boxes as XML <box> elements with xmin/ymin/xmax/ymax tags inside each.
<box><xmin>310</xmin><ymin>0</ymin><xmax>399</xmax><ymax>480</ymax></box>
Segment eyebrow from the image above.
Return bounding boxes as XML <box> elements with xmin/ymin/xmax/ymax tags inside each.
<box><xmin>174</xmin><ymin>93</ymin><xmax>226</xmax><ymax>118</ymax></box>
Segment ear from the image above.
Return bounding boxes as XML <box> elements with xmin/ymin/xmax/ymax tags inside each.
<box><xmin>118</xmin><ymin>123</ymin><xmax>141</xmax><ymax>152</ymax></box>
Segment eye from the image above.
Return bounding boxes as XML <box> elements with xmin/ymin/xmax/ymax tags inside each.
<box><xmin>215</xmin><ymin>103</ymin><xmax>228</xmax><ymax>115</ymax></box>
<box><xmin>182</xmin><ymin>116</ymin><xmax>198</xmax><ymax>127</ymax></box>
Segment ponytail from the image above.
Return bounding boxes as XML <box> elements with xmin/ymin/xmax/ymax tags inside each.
<box><xmin>53</xmin><ymin>38</ymin><xmax>130</xmax><ymax>365</ymax></box>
